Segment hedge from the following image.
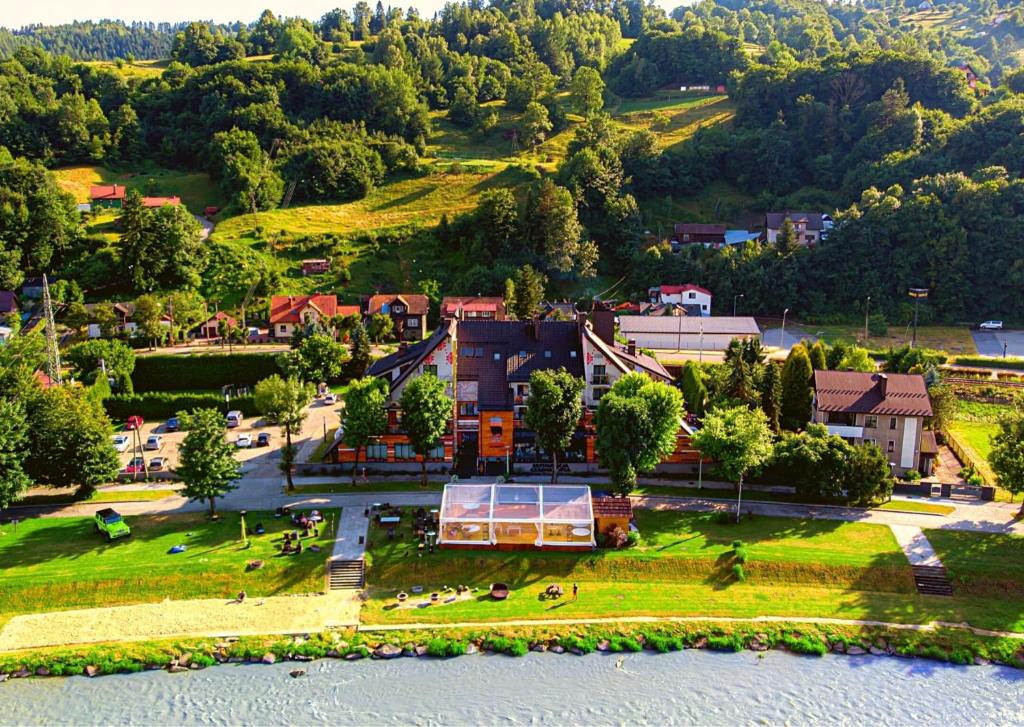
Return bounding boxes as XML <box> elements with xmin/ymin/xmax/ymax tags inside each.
<box><xmin>133</xmin><ymin>353</ymin><xmax>281</xmax><ymax>392</ymax></box>
<box><xmin>953</xmin><ymin>356</ymin><xmax>1024</xmax><ymax>371</ymax></box>
<box><xmin>104</xmin><ymin>392</ymin><xmax>258</xmax><ymax>420</ymax></box>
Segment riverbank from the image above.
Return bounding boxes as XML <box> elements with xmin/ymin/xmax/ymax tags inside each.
<box><xmin>2</xmin><ymin>619</ymin><xmax>1022</xmax><ymax>682</ymax></box>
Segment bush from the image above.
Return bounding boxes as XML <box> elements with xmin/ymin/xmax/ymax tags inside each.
<box><xmin>104</xmin><ymin>392</ymin><xmax>258</xmax><ymax>420</ymax></box>
<box><xmin>954</xmin><ymin>355</ymin><xmax>1024</xmax><ymax>371</ymax></box>
<box><xmin>426</xmin><ymin>638</ymin><xmax>467</xmax><ymax>657</ymax></box>
<box><xmin>732</xmin><ymin>541</ymin><xmax>748</xmax><ymax>564</ymax></box>
<box><xmin>133</xmin><ymin>353</ymin><xmax>281</xmax><ymax>392</ymax></box>
<box><xmin>903</xmin><ymin>469</ymin><xmax>922</xmax><ymax>482</ymax></box>
<box><xmin>731</xmin><ymin>563</ymin><xmax>746</xmax><ymax>582</ymax></box>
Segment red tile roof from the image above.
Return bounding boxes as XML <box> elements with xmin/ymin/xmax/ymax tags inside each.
<box><xmin>441</xmin><ymin>296</ymin><xmax>505</xmax><ymax>317</ymax></box>
<box><xmin>592</xmin><ymin>496</ymin><xmax>633</xmax><ymax>518</ymax></box>
<box><xmin>269</xmin><ymin>295</ymin><xmax>339</xmax><ymax>325</ymax></box>
<box><xmin>813</xmin><ymin>371</ymin><xmax>933</xmax><ymax>417</ymax></box>
<box><xmin>90</xmin><ymin>184</ymin><xmax>126</xmax><ymax>201</ymax></box>
<box><xmin>336</xmin><ymin>305</ymin><xmax>361</xmax><ymax>317</ymax></box>
<box><xmin>367</xmin><ymin>294</ymin><xmax>429</xmax><ymax>316</ymax></box>
<box><xmin>658</xmin><ymin>284</ymin><xmax>712</xmax><ymax>296</ymax></box>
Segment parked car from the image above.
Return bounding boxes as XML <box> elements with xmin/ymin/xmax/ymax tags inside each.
<box><xmin>226</xmin><ymin>410</ymin><xmax>244</xmax><ymax>428</ymax></box>
<box><xmin>94</xmin><ymin>508</ymin><xmax>131</xmax><ymax>540</ymax></box>
<box><xmin>323</xmin><ymin>393</ymin><xmax>337</xmax><ymax>405</ymax></box>
<box><xmin>112</xmin><ymin>434</ymin><xmax>130</xmax><ymax>453</ymax></box>
<box><xmin>165</xmin><ymin>416</ymin><xmax>180</xmax><ymax>432</ymax></box>
<box><xmin>124</xmin><ymin>456</ymin><xmax>146</xmax><ymax>474</ymax></box>
<box><xmin>149</xmin><ymin>456</ymin><xmax>167</xmax><ymax>471</ymax></box>
<box><xmin>144</xmin><ymin>435</ymin><xmax>163</xmax><ymax>451</ymax></box>
<box><xmin>236</xmin><ymin>433</ymin><xmax>253</xmax><ymax>448</ymax></box>
<box><xmin>256</xmin><ymin>432</ymin><xmax>272</xmax><ymax>447</ymax></box>
<box><xmin>126</xmin><ymin>415</ymin><xmax>144</xmax><ymax>430</ymax></box>
<box><xmin>979</xmin><ymin>320</ymin><xmax>1003</xmax><ymax>330</ymax></box>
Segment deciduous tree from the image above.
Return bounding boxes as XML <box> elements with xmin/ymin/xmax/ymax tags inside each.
<box><xmin>399</xmin><ymin>373</ymin><xmax>453</xmax><ymax>485</ymax></box>
<box><xmin>990</xmin><ymin>410</ymin><xmax>1024</xmax><ymax>512</ymax></box>
<box><xmin>254</xmin><ymin>374</ymin><xmax>313</xmax><ymax>491</ymax></box>
<box><xmin>0</xmin><ymin>399</ymin><xmax>31</xmax><ymax>508</ymax></box>
<box><xmin>525</xmin><ymin>368</ymin><xmax>585</xmax><ymax>482</ymax></box>
<box><xmin>691</xmin><ymin>405</ymin><xmax>774</xmax><ymax>521</ymax></box>
<box><xmin>342</xmin><ymin>377</ymin><xmax>388</xmax><ymax>484</ymax></box>
<box><xmin>177</xmin><ymin>408</ymin><xmax>241</xmax><ymax>516</ymax></box>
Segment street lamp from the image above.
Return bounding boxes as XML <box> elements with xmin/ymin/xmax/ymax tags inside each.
<box><xmin>863</xmin><ymin>296</ymin><xmax>871</xmax><ymax>343</ymax></box>
<box><xmin>779</xmin><ymin>308</ymin><xmax>790</xmax><ymax>349</ymax></box>
<box><xmin>239</xmin><ymin>509</ymin><xmax>249</xmax><ymax>547</ymax></box>
<box><xmin>1003</xmin><ymin>340</ymin><xmax>1009</xmax><ymax>359</ymax></box>
<box><xmin>698</xmin><ymin>317</ymin><xmax>704</xmax><ymax>364</ymax></box>
<box><xmin>733</xmin><ymin>293</ymin><xmax>744</xmax><ymax>317</ymax></box>
<box><xmin>908</xmin><ymin>288</ymin><xmax>928</xmax><ymax>349</ymax></box>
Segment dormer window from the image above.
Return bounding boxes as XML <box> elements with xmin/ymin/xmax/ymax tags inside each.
<box><xmin>544</xmin><ymin>350</ymin><xmax>552</xmax><ymax>358</ymax></box>
<box><xmin>394</xmin><ymin>305</ymin><xmax>405</xmax><ymax>313</ymax></box>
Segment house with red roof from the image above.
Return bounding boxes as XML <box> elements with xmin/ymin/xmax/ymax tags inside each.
<box><xmin>441</xmin><ymin>296</ymin><xmax>506</xmax><ymax>321</ymax></box>
<box><xmin>269</xmin><ymin>294</ymin><xmax>338</xmax><ymax>339</ymax></box>
<box><xmin>89</xmin><ymin>184</ymin><xmax>181</xmax><ymax>210</ymax></box>
<box><xmin>648</xmin><ymin>284</ymin><xmax>712</xmax><ymax>316</ymax></box>
<box><xmin>366</xmin><ymin>293</ymin><xmax>429</xmax><ymax>341</ymax></box>
<box><xmin>197</xmin><ymin>311</ymin><xmax>237</xmax><ymax>339</ymax></box>
<box><xmin>141</xmin><ymin>196</ymin><xmax>181</xmax><ymax>208</ymax></box>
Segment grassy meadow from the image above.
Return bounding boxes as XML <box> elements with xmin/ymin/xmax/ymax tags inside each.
<box><xmin>814</xmin><ymin>323</ymin><xmax>978</xmax><ymax>355</ymax></box>
<box><xmin>53</xmin><ymin>165</ymin><xmax>223</xmax><ymax>212</ymax></box>
<box><xmin>0</xmin><ymin>509</ymin><xmax>338</xmax><ymax>618</ymax></box>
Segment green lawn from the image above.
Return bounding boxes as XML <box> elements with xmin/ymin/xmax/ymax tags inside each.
<box><xmin>946</xmin><ymin>419</ymin><xmax>997</xmax><ymax>482</ymax></box>
<box><xmin>14</xmin><ymin>489</ymin><xmax>180</xmax><ymax>507</ymax></box>
<box><xmin>815</xmin><ymin>324</ymin><xmax>977</xmax><ymax>355</ymax></box>
<box><xmin>925</xmin><ymin>529</ymin><xmax>1024</xmax><ymax>600</ymax></box>
<box><xmin>52</xmin><ymin>165</ymin><xmax>224</xmax><ymax>213</ymax></box>
<box><xmin>0</xmin><ymin>509</ymin><xmax>338</xmax><ymax>617</ymax></box>
<box><xmin>875</xmin><ymin>500</ymin><xmax>954</xmax><ymax>516</ymax></box>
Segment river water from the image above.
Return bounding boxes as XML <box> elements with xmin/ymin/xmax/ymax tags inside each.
<box><xmin>2</xmin><ymin>650</ymin><xmax>1022</xmax><ymax>725</ymax></box>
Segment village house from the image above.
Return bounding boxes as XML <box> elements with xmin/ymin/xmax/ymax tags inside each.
<box><xmin>812</xmin><ymin>370</ymin><xmax>937</xmax><ymax>477</ymax></box>
<box><xmin>539</xmin><ymin>301</ymin><xmax>578</xmax><ymax>321</ymax></box>
<box><xmin>89</xmin><ymin>185</ymin><xmax>181</xmax><ymax>209</ymax></box>
<box><xmin>366</xmin><ymin>294</ymin><xmax>429</xmax><ymax>341</ymax></box>
<box><xmin>85</xmin><ymin>301</ymin><xmax>173</xmax><ymax>338</ymax></box>
<box><xmin>301</xmin><ymin>259</ymin><xmax>331</xmax><ymax>275</ymax></box>
<box><xmin>674</xmin><ymin>223</ymin><xmax>726</xmax><ymax>247</ymax></box>
<box><xmin>441</xmin><ymin>296</ymin><xmax>506</xmax><ymax>320</ymax></box>
<box><xmin>0</xmin><ymin>291</ymin><xmax>19</xmax><ymax>317</ymax></box>
<box><xmin>326</xmin><ymin>310</ymin><xmax>701</xmax><ymax>477</ymax></box>
<box><xmin>0</xmin><ymin>325</ymin><xmax>12</xmax><ymax>344</ymax></box>
<box><xmin>648</xmin><ymin>284</ymin><xmax>712</xmax><ymax>317</ymax></box>
<box><xmin>764</xmin><ymin>211</ymin><xmax>833</xmax><ymax>247</ymax></box>
<box><xmin>268</xmin><ymin>294</ymin><xmax>339</xmax><ymax>339</ymax></box>
<box><xmin>140</xmin><ymin>196</ymin><xmax>181</xmax><ymax>208</ymax></box>
<box><xmin>617</xmin><ymin>315</ymin><xmax>760</xmax><ymax>351</ymax></box>
<box><xmin>196</xmin><ymin>311</ymin><xmax>237</xmax><ymax>339</ymax></box>
<box><xmin>957</xmin><ymin>62</ymin><xmax>979</xmax><ymax>89</ymax></box>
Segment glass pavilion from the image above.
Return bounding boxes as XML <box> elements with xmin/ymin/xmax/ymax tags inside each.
<box><xmin>439</xmin><ymin>483</ymin><xmax>595</xmax><ymax>549</ymax></box>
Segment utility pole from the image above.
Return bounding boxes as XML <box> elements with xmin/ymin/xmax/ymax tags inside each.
<box><xmin>733</xmin><ymin>293</ymin><xmax>744</xmax><ymax>317</ymax></box>
<box><xmin>908</xmin><ymin>288</ymin><xmax>928</xmax><ymax>349</ymax></box>
<box><xmin>780</xmin><ymin>308</ymin><xmax>789</xmax><ymax>350</ymax></box>
<box><xmin>42</xmin><ymin>274</ymin><xmax>63</xmax><ymax>385</ymax></box>
<box><xmin>863</xmin><ymin>295</ymin><xmax>871</xmax><ymax>344</ymax></box>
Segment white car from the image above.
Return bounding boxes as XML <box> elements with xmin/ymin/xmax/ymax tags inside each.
<box><xmin>323</xmin><ymin>393</ymin><xmax>337</xmax><ymax>405</ymax></box>
<box><xmin>112</xmin><ymin>435</ymin><xmax>130</xmax><ymax>453</ymax></box>
<box><xmin>979</xmin><ymin>320</ymin><xmax>1003</xmax><ymax>330</ymax></box>
<box><xmin>144</xmin><ymin>435</ymin><xmax>163</xmax><ymax>451</ymax></box>
<box><xmin>236</xmin><ymin>433</ymin><xmax>253</xmax><ymax>448</ymax></box>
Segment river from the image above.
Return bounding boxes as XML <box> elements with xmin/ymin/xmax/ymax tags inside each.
<box><xmin>2</xmin><ymin>650</ymin><xmax>1022</xmax><ymax>725</ymax></box>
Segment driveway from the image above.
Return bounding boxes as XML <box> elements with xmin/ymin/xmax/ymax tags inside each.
<box><xmin>194</xmin><ymin>214</ymin><xmax>214</xmax><ymax>240</ymax></box>
<box><xmin>971</xmin><ymin>329</ymin><xmax>1024</xmax><ymax>358</ymax></box>
<box><xmin>760</xmin><ymin>325</ymin><xmax>817</xmax><ymax>352</ymax></box>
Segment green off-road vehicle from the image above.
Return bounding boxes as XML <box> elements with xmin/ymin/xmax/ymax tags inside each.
<box><xmin>94</xmin><ymin>508</ymin><xmax>132</xmax><ymax>540</ymax></box>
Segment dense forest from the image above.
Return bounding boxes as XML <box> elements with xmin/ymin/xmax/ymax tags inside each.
<box><xmin>0</xmin><ymin>0</ymin><xmax>1023</xmax><ymax>324</ymax></box>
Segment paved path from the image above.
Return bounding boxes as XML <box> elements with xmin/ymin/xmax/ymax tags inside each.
<box><xmin>332</xmin><ymin>505</ymin><xmax>370</xmax><ymax>560</ymax></box>
<box><xmin>0</xmin><ymin>592</ymin><xmax>360</xmax><ymax>651</ymax></box>
<box><xmin>889</xmin><ymin>525</ymin><xmax>942</xmax><ymax>566</ymax></box>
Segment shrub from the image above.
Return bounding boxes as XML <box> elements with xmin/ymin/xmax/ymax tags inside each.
<box><xmin>732</xmin><ymin>563</ymin><xmax>746</xmax><ymax>582</ymax></box>
<box><xmin>426</xmin><ymin>638</ymin><xmax>467</xmax><ymax>657</ymax></box>
<box><xmin>706</xmin><ymin>633</ymin><xmax>744</xmax><ymax>652</ymax></box>
<box><xmin>782</xmin><ymin>633</ymin><xmax>827</xmax><ymax>656</ymax></box>
<box><xmin>104</xmin><ymin>392</ymin><xmax>257</xmax><ymax>420</ymax></box>
<box><xmin>904</xmin><ymin>469</ymin><xmax>922</xmax><ymax>482</ymax></box>
<box><xmin>133</xmin><ymin>353</ymin><xmax>282</xmax><ymax>392</ymax></box>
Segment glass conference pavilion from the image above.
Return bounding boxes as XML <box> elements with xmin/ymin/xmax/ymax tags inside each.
<box><xmin>439</xmin><ymin>483</ymin><xmax>595</xmax><ymax>550</ymax></box>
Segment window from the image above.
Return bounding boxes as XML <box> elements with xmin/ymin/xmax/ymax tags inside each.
<box><xmin>394</xmin><ymin>444</ymin><xmax>414</xmax><ymax>460</ymax></box>
<box><xmin>394</xmin><ymin>305</ymin><xmax>405</xmax><ymax>313</ymax></box>
<box><xmin>493</xmin><ymin>352</ymin><xmax>501</xmax><ymax>361</ymax></box>
<box><xmin>887</xmin><ymin>440</ymin><xmax>895</xmax><ymax>453</ymax></box>
<box><xmin>592</xmin><ymin>364</ymin><xmax>608</xmax><ymax>386</ymax></box>
<box><xmin>544</xmin><ymin>350</ymin><xmax>552</xmax><ymax>358</ymax></box>
<box><xmin>688</xmin><ymin>292</ymin><xmax>696</xmax><ymax>299</ymax></box>
<box><xmin>366</xmin><ymin>443</ymin><xmax>388</xmax><ymax>460</ymax></box>
<box><xmin>863</xmin><ymin>438</ymin><xmax>875</xmax><ymax>446</ymax></box>
<box><xmin>279</xmin><ymin>324</ymin><xmax>288</xmax><ymax>333</ymax></box>
<box><xmin>570</xmin><ymin>350</ymin><xmax>577</xmax><ymax>358</ymax></box>
<box><xmin>460</xmin><ymin>345</ymin><xmax>474</xmax><ymax>357</ymax></box>
<box><xmin>459</xmin><ymin>402</ymin><xmax>477</xmax><ymax>416</ymax></box>
<box><xmin>428</xmin><ymin>444</ymin><xmax>445</xmax><ymax>460</ymax></box>
<box><xmin>489</xmin><ymin>416</ymin><xmax>503</xmax><ymax>437</ymax></box>
<box><xmin>422</xmin><ymin>364</ymin><xmax>437</xmax><ymax>377</ymax></box>
<box><xmin>475</xmin><ymin>347</ymin><xmax>483</xmax><ymax>357</ymax></box>
<box><xmin>889</xmin><ymin>417</ymin><xmax>898</xmax><ymax>430</ymax></box>
<box><xmin>519</xmin><ymin>350</ymin><xmax>527</xmax><ymax>358</ymax></box>
<box><xmin>863</xmin><ymin>415</ymin><xmax>878</xmax><ymax>429</ymax></box>
<box><xmin>407</xmin><ymin>318</ymin><xmax>419</xmax><ymax>328</ymax></box>
<box><xmin>682</xmin><ymin>234</ymin><xmax>690</xmax><ymax>241</ymax></box>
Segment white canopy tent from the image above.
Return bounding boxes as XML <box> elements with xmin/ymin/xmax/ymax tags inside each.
<box><xmin>439</xmin><ymin>483</ymin><xmax>595</xmax><ymax>548</ymax></box>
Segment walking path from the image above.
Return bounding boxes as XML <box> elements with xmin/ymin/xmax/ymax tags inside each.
<box><xmin>0</xmin><ymin>592</ymin><xmax>361</xmax><ymax>651</ymax></box>
<box><xmin>889</xmin><ymin>525</ymin><xmax>943</xmax><ymax>566</ymax></box>
<box><xmin>332</xmin><ymin>505</ymin><xmax>370</xmax><ymax>561</ymax></box>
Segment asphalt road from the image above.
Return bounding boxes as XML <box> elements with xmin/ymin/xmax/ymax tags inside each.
<box><xmin>971</xmin><ymin>328</ymin><xmax>1024</xmax><ymax>358</ymax></box>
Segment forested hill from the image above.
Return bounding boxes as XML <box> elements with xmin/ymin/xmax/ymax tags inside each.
<box><xmin>0</xmin><ymin>0</ymin><xmax>1023</xmax><ymax>325</ymax></box>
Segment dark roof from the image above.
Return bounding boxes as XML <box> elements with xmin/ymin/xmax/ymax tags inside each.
<box><xmin>368</xmin><ymin>323</ymin><xmax>451</xmax><ymax>381</ymax></box>
<box><xmin>920</xmin><ymin>430</ymin><xmax>938</xmax><ymax>455</ymax></box>
<box><xmin>539</xmin><ymin>301</ymin><xmax>577</xmax><ymax>320</ymax></box>
<box><xmin>367</xmin><ymin>294</ymin><xmax>429</xmax><ymax>316</ymax></box>
<box><xmin>765</xmin><ymin>211</ymin><xmax>831</xmax><ymax>232</ymax></box>
<box><xmin>592</xmin><ymin>496</ymin><xmax>633</xmax><ymax>518</ymax></box>
<box><xmin>0</xmin><ymin>291</ymin><xmax>18</xmax><ymax>314</ymax></box>
<box><xmin>457</xmin><ymin>320</ymin><xmax>583</xmax><ymax>409</ymax></box>
<box><xmin>813</xmin><ymin>371</ymin><xmax>933</xmax><ymax>417</ymax></box>
<box><xmin>674</xmin><ymin>223</ymin><xmax>726</xmax><ymax>236</ymax></box>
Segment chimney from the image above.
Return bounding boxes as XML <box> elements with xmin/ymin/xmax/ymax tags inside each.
<box><xmin>877</xmin><ymin>373</ymin><xmax>888</xmax><ymax>398</ymax></box>
<box><xmin>627</xmin><ymin>339</ymin><xmax>637</xmax><ymax>356</ymax></box>
<box><xmin>590</xmin><ymin>308</ymin><xmax>615</xmax><ymax>346</ymax></box>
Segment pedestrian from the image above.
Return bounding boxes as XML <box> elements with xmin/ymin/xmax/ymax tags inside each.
<box><xmin>572</xmin><ymin>582</ymin><xmax>578</xmax><ymax>600</ymax></box>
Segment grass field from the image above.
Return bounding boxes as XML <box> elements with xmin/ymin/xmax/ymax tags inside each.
<box><xmin>14</xmin><ymin>489</ymin><xmax>180</xmax><ymax>507</ymax></box>
<box><xmin>946</xmin><ymin>419</ymin><xmax>997</xmax><ymax>483</ymax></box>
<box><xmin>0</xmin><ymin>509</ymin><xmax>338</xmax><ymax>617</ymax></box>
<box><xmin>815</xmin><ymin>324</ymin><xmax>977</xmax><ymax>355</ymax></box>
<box><xmin>925</xmin><ymin>529</ymin><xmax>1024</xmax><ymax>599</ymax></box>
<box><xmin>52</xmin><ymin>165</ymin><xmax>223</xmax><ymax>212</ymax></box>
<box><xmin>360</xmin><ymin>508</ymin><xmax>1022</xmax><ymax>630</ymax></box>
<box><xmin>82</xmin><ymin>59</ymin><xmax>168</xmax><ymax>80</ymax></box>
<box><xmin>875</xmin><ymin>500</ymin><xmax>954</xmax><ymax>516</ymax></box>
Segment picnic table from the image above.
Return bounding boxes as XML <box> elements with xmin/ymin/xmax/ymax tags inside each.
<box><xmin>380</xmin><ymin>515</ymin><xmax>401</xmax><ymax>524</ymax></box>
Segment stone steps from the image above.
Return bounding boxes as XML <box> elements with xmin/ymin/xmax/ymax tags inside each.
<box><xmin>912</xmin><ymin>564</ymin><xmax>954</xmax><ymax>596</ymax></box>
<box><xmin>328</xmin><ymin>559</ymin><xmax>365</xmax><ymax>590</ymax></box>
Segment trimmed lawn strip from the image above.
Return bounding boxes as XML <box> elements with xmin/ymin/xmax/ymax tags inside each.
<box><xmin>874</xmin><ymin>500</ymin><xmax>954</xmax><ymax>516</ymax></box>
<box><xmin>292</xmin><ymin>480</ymin><xmax>443</xmax><ymax>494</ymax></box>
<box><xmin>14</xmin><ymin>489</ymin><xmax>179</xmax><ymax>507</ymax></box>
<box><xmin>925</xmin><ymin>529</ymin><xmax>1024</xmax><ymax>599</ymax></box>
<box><xmin>0</xmin><ymin>510</ymin><xmax>339</xmax><ymax>617</ymax></box>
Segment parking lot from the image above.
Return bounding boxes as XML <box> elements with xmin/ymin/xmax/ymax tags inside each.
<box><xmin>114</xmin><ymin>397</ymin><xmax>344</xmax><ymax>480</ymax></box>
<box><xmin>970</xmin><ymin>329</ymin><xmax>1024</xmax><ymax>358</ymax></box>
